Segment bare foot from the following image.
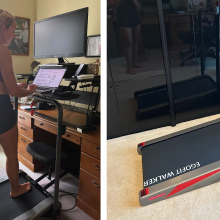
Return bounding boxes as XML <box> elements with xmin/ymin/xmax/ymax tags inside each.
<box><xmin>132</xmin><ymin>63</ymin><xmax>141</xmax><ymax>68</ymax></box>
<box><xmin>127</xmin><ymin>66</ymin><xmax>137</xmax><ymax>74</ymax></box>
<box><xmin>10</xmin><ymin>182</ymin><xmax>31</xmax><ymax>197</ymax></box>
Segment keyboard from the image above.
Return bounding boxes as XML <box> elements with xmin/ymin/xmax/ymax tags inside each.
<box><xmin>61</xmin><ymin>104</ymin><xmax>93</xmax><ymax>114</ymax></box>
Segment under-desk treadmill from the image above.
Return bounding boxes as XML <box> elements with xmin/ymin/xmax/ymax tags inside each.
<box><xmin>138</xmin><ymin>118</ymin><xmax>220</xmax><ymax>206</ymax></box>
<box><xmin>0</xmin><ymin>171</ymin><xmax>53</xmax><ymax>219</ymax></box>
<box><xmin>135</xmin><ymin>74</ymin><xmax>217</xmax><ymax>120</ymax></box>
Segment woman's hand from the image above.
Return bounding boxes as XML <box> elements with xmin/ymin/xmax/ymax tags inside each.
<box><xmin>17</xmin><ymin>83</ymin><xmax>28</xmax><ymax>88</ymax></box>
<box><xmin>27</xmin><ymin>84</ymin><xmax>38</xmax><ymax>94</ymax></box>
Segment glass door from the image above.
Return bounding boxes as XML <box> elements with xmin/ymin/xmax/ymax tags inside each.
<box><xmin>107</xmin><ymin>0</ymin><xmax>174</xmax><ymax>138</ymax></box>
<box><xmin>160</xmin><ymin>0</ymin><xmax>204</xmax><ymax>122</ymax></box>
<box><xmin>195</xmin><ymin>8</ymin><xmax>220</xmax><ymax>119</ymax></box>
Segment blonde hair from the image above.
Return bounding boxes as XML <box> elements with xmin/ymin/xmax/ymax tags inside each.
<box><xmin>0</xmin><ymin>9</ymin><xmax>15</xmax><ymax>29</ymax></box>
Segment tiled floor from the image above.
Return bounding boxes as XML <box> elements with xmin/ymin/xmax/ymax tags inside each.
<box><xmin>0</xmin><ymin>163</ymin><xmax>94</xmax><ymax>220</ymax></box>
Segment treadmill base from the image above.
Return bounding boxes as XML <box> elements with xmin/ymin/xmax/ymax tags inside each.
<box><xmin>139</xmin><ymin>160</ymin><xmax>220</xmax><ymax>206</ymax></box>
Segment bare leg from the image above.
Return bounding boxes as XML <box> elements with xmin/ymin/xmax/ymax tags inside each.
<box><xmin>119</xmin><ymin>26</ymin><xmax>137</xmax><ymax>74</ymax></box>
<box><xmin>132</xmin><ymin>24</ymin><xmax>141</xmax><ymax>68</ymax></box>
<box><xmin>0</xmin><ymin>123</ymin><xmax>31</xmax><ymax>197</ymax></box>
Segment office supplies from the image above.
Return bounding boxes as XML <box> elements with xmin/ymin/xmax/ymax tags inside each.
<box><xmin>77</xmin><ymin>74</ymin><xmax>95</xmax><ymax>79</ymax></box>
<box><xmin>77</xmin><ymin>124</ymin><xmax>97</xmax><ymax>133</ymax></box>
<box><xmin>20</xmin><ymin>105</ymin><xmax>37</xmax><ymax>110</ymax></box>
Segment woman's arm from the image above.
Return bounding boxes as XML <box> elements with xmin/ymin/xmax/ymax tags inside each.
<box><xmin>0</xmin><ymin>47</ymin><xmax>36</xmax><ymax>97</ymax></box>
<box><xmin>108</xmin><ymin>0</ymin><xmax>124</xmax><ymax>8</ymax></box>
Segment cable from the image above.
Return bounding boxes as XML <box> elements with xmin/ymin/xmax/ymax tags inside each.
<box><xmin>63</xmin><ymin>102</ymin><xmax>77</xmax><ymax>119</ymax></box>
<box><xmin>81</xmin><ymin>82</ymin><xmax>84</xmax><ymax>92</ymax></box>
<box><xmin>58</xmin><ymin>189</ymin><xmax>78</xmax><ymax>211</ymax></box>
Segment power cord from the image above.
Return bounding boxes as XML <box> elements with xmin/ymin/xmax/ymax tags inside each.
<box><xmin>58</xmin><ymin>189</ymin><xmax>78</xmax><ymax>211</ymax></box>
<box><xmin>63</xmin><ymin>102</ymin><xmax>77</xmax><ymax>119</ymax></box>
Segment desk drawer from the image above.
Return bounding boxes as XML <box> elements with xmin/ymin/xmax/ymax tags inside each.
<box><xmin>18</xmin><ymin>133</ymin><xmax>33</xmax><ymax>162</ymax></box>
<box><xmin>63</xmin><ymin>130</ymin><xmax>81</xmax><ymax>145</ymax></box>
<box><xmin>18</xmin><ymin>112</ymin><xmax>33</xmax><ymax>128</ymax></box>
<box><xmin>78</xmin><ymin>168</ymin><xmax>100</xmax><ymax>213</ymax></box>
<box><xmin>18</xmin><ymin>123</ymin><xmax>33</xmax><ymax>139</ymax></box>
<box><xmin>80</xmin><ymin>152</ymin><xmax>100</xmax><ymax>178</ymax></box>
<box><xmin>81</xmin><ymin>139</ymin><xmax>100</xmax><ymax>159</ymax></box>
<box><xmin>35</xmin><ymin>119</ymin><xmax>57</xmax><ymax>134</ymax></box>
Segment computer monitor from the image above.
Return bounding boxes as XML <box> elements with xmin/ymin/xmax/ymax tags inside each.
<box><xmin>34</xmin><ymin>8</ymin><xmax>88</xmax><ymax>63</ymax></box>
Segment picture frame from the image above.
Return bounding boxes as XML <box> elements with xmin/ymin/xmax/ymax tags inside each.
<box><xmin>8</xmin><ymin>16</ymin><xmax>30</xmax><ymax>56</ymax></box>
<box><xmin>86</xmin><ymin>35</ymin><xmax>101</xmax><ymax>57</ymax></box>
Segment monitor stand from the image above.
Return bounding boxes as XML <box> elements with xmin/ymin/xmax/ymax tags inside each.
<box><xmin>58</xmin><ymin>57</ymin><xmax>75</xmax><ymax>65</ymax></box>
<box><xmin>58</xmin><ymin>58</ymin><xmax>65</xmax><ymax>64</ymax></box>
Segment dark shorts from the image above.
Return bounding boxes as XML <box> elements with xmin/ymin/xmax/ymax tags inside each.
<box><xmin>117</xmin><ymin>14</ymin><xmax>141</xmax><ymax>28</ymax></box>
<box><xmin>0</xmin><ymin>95</ymin><xmax>17</xmax><ymax>135</ymax></box>
<box><xmin>116</xmin><ymin>6</ymin><xmax>141</xmax><ymax>28</ymax></box>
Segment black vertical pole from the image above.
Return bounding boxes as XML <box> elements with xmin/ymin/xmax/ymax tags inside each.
<box><xmin>216</xmin><ymin>6</ymin><xmax>220</xmax><ymax>98</ymax></box>
<box><xmin>156</xmin><ymin>0</ymin><xmax>176</xmax><ymax>126</ymax></box>
<box><xmin>14</xmin><ymin>97</ymin><xmax>18</xmax><ymax>120</ymax></box>
<box><xmin>199</xmin><ymin>10</ymin><xmax>205</xmax><ymax>75</ymax></box>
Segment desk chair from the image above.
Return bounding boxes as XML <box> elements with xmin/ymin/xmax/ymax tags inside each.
<box><xmin>26</xmin><ymin>142</ymin><xmax>80</xmax><ymax>190</ymax></box>
<box><xmin>178</xmin><ymin>11</ymin><xmax>217</xmax><ymax>68</ymax></box>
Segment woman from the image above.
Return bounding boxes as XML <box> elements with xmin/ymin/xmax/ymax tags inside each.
<box><xmin>108</xmin><ymin>0</ymin><xmax>141</xmax><ymax>74</ymax></box>
<box><xmin>0</xmin><ymin>9</ymin><xmax>37</xmax><ymax>197</ymax></box>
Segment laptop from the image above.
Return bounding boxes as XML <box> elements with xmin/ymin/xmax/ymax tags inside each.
<box><xmin>32</xmin><ymin>67</ymin><xmax>67</xmax><ymax>94</ymax></box>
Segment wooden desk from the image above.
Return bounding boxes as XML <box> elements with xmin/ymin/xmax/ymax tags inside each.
<box><xmin>141</xmin><ymin>13</ymin><xmax>191</xmax><ymax>51</ymax></box>
<box><xmin>17</xmin><ymin>104</ymin><xmax>100</xmax><ymax>220</ymax></box>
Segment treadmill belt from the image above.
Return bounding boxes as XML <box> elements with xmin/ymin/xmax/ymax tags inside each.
<box><xmin>0</xmin><ymin>173</ymin><xmax>48</xmax><ymax>219</ymax></box>
<box><xmin>142</xmin><ymin>122</ymin><xmax>220</xmax><ymax>188</ymax></box>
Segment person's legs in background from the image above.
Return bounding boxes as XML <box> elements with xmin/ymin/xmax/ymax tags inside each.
<box><xmin>119</xmin><ymin>26</ymin><xmax>137</xmax><ymax>74</ymax></box>
<box><xmin>132</xmin><ymin>24</ymin><xmax>141</xmax><ymax>68</ymax></box>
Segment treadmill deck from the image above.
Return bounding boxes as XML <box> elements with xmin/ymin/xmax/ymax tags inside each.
<box><xmin>138</xmin><ymin>119</ymin><xmax>220</xmax><ymax>206</ymax></box>
<box><xmin>0</xmin><ymin>171</ymin><xmax>53</xmax><ymax>220</ymax></box>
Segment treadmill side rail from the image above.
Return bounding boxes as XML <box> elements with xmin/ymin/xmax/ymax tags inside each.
<box><xmin>14</xmin><ymin>197</ymin><xmax>54</xmax><ymax>220</ymax></box>
<box><xmin>139</xmin><ymin>160</ymin><xmax>220</xmax><ymax>206</ymax></box>
<box><xmin>137</xmin><ymin>117</ymin><xmax>220</xmax><ymax>155</ymax></box>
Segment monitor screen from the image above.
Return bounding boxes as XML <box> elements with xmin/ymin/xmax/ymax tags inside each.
<box><xmin>33</xmin><ymin>68</ymin><xmax>66</xmax><ymax>88</ymax></box>
<box><xmin>34</xmin><ymin>8</ymin><xmax>88</xmax><ymax>59</ymax></box>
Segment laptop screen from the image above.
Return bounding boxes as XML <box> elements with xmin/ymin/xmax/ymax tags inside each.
<box><xmin>33</xmin><ymin>68</ymin><xmax>66</xmax><ymax>88</ymax></box>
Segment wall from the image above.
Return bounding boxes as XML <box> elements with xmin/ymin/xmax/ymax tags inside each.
<box><xmin>0</xmin><ymin>0</ymin><xmax>36</xmax><ymax>75</ymax></box>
